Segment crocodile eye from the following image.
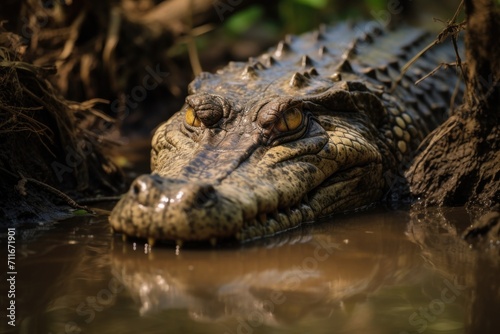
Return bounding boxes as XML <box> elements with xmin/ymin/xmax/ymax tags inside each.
<box><xmin>185</xmin><ymin>106</ymin><xmax>201</xmax><ymax>127</ymax></box>
<box><xmin>275</xmin><ymin>107</ymin><xmax>303</xmax><ymax>132</ymax></box>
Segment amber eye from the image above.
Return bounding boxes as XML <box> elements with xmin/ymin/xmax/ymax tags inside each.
<box><xmin>275</xmin><ymin>107</ymin><xmax>303</xmax><ymax>132</ymax></box>
<box><xmin>185</xmin><ymin>106</ymin><xmax>201</xmax><ymax>127</ymax></box>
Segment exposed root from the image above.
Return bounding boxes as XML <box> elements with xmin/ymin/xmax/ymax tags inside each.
<box><xmin>0</xmin><ymin>26</ymin><xmax>123</xmax><ymax>223</ymax></box>
<box><xmin>17</xmin><ymin>173</ymin><xmax>93</xmax><ymax>213</ymax></box>
<box><xmin>407</xmin><ymin>0</ymin><xmax>499</xmax><ymax>208</ymax></box>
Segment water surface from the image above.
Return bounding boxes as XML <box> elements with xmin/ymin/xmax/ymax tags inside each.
<box><xmin>3</xmin><ymin>206</ymin><xmax>499</xmax><ymax>334</ymax></box>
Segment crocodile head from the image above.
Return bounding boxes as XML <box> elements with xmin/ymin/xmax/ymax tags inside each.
<box><xmin>110</xmin><ymin>71</ymin><xmax>388</xmax><ymax>242</ymax></box>
<box><xmin>109</xmin><ymin>23</ymin><xmax>452</xmax><ymax>243</ymax></box>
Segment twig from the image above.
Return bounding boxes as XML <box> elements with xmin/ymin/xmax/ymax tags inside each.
<box><xmin>415</xmin><ymin>62</ymin><xmax>458</xmax><ymax>85</ymax></box>
<box><xmin>69</xmin><ymin>98</ymin><xmax>116</xmax><ymax>122</ymax></box>
<box><xmin>57</xmin><ymin>10</ymin><xmax>87</xmax><ymax>62</ymax></box>
<box><xmin>17</xmin><ymin>172</ymin><xmax>94</xmax><ymax>213</ymax></box>
<box><xmin>77</xmin><ymin>195</ymin><xmax>123</xmax><ymax>204</ymax></box>
<box><xmin>392</xmin><ymin>1</ymin><xmax>466</xmax><ymax>90</ymax></box>
<box><xmin>103</xmin><ymin>6</ymin><xmax>121</xmax><ymax>84</ymax></box>
<box><xmin>136</xmin><ymin>0</ymin><xmax>215</xmax><ymax>28</ymax></box>
<box><xmin>186</xmin><ymin>0</ymin><xmax>202</xmax><ymax>76</ymax></box>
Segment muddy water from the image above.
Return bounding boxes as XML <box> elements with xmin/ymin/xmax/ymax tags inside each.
<box><xmin>3</xmin><ymin>206</ymin><xmax>499</xmax><ymax>334</ymax></box>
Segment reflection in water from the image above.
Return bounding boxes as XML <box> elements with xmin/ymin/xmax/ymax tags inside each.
<box><xmin>8</xmin><ymin>207</ymin><xmax>500</xmax><ymax>334</ymax></box>
<box><xmin>406</xmin><ymin>207</ymin><xmax>500</xmax><ymax>334</ymax></box>
<box><xmin>111</xmin><ymin>211</ymin><xmax>421</xmax><ymax>330</ymax></box>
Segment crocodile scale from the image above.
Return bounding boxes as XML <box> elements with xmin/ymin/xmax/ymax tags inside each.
<box><xmin>109</xmin><ymin>22</ymin><xmax>462</xmax><ymax>244</ymax></box>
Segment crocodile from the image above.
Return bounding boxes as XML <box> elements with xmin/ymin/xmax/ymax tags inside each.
<box><xmin>109</xmin><ymin>22</ymin><xmax>462</xmax><ymax>244</ymax></box>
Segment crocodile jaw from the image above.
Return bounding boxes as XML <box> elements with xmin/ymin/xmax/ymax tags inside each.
<box><xmin>109</xmin><ymin>119</ymin><xmax>384</xmax><ymax>242</ymax></box>
<box><xmin>109</xmin><ymin>163</ymin><xmax>384</xmax><ymax>242</ymax></box>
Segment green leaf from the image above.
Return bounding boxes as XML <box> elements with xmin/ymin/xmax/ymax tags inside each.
<box><xmin>365</xmin><ymin>0</ymin><xmax>386</xmax><ymax>11</ymax></box>
<box><xmin>72</xmin><ymin>209</ymin><xmax>90</xmax><ymax>216</ymax></box>
<box><xmin>225</xmin><ymin>6</ymin><xmax>264</xmax><ymax>34</ymax></box>
<box><xmin>290</xmin><ymin>0</ymin><xmax>328</xmax><ymax>9</ymax></box>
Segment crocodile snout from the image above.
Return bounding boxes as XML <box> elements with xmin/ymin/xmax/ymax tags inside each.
<box><xmin>110</xmin><ymin>174</ymin><xmax>242</xmax><ymax>242</ymax></box>
<box><xmin>129</xmin><ymin>174</ymin><xmax>218</xmax><ymax>209</ymax></box>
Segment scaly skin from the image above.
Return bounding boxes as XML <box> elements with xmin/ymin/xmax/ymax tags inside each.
<box><xmin>109</xmin><ymin>22</ymin><xmax>462</xmax><ymax>243</ymax></box>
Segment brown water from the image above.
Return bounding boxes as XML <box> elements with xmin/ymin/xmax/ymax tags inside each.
<box><xmin>2</xmin><ymin>206</ymin><xmax>499</xmax><ymax>334</ymax></box>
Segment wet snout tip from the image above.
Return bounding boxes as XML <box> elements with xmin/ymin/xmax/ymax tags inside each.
<box><xmin>127</xmin><ymin>174</ymin><xmax>219</xmax><ymax>209</ymax></box>
<box><xmin>131</xmin><ymin>174</ymin><xmax>165</xmax><ymax>194</ymax></box>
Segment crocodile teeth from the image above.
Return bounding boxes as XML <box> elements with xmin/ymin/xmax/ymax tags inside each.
<box><xmin>147</xmin><ymin>237</ymin><xmax>156</xmax><ymax>248</ymax></box>
<box><xmin>289</xmin><ymin>72</ymin><xmax>308</xmax><ymax>88</ymax></box>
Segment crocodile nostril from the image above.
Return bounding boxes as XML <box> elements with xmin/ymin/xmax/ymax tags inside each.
<box><xmin>130</xmin><ymin>175</ymin><xmax>151</xmax><ymax>196</ymax></box>
<box><xmin>194</xmin><ymin>184</ymin><xmax>217</xmax><ymax>208</ymax></box>
<box><xmin>132</xmin><ymin>183</ymin><xmax>141</xmax><ymax>195</ymax></box>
